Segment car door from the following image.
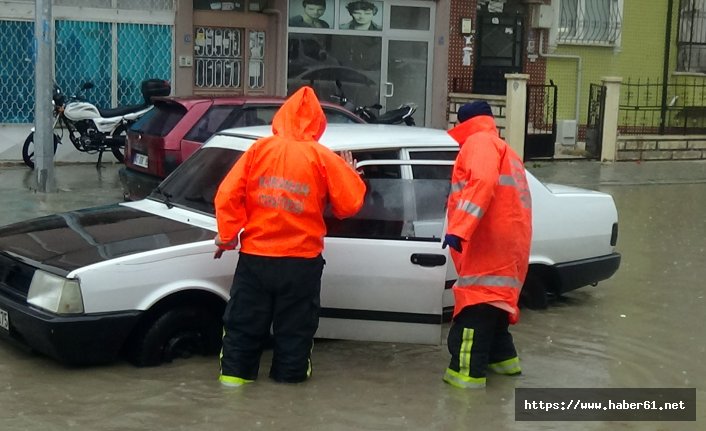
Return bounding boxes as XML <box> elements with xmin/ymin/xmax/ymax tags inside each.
<box><xmin>318</xmin><ymin>159</ymin><xmax>453</xmax><ymax>345</ymax></box>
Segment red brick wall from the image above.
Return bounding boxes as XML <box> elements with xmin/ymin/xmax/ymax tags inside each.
<box><xmin>447</xmin><ymin>0</ymin><xmax>551</xmax><ymax>93</ymax></box>
<box><xmin>448</xmin><ymin>0</ymin><xmax>477</xmax><ymax>93</ymax></box>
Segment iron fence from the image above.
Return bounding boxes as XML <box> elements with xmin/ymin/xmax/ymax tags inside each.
<box><xmin>619</xmin><ymin>77</ymin><xmax>706</xmax><ymax>135</ymax></box>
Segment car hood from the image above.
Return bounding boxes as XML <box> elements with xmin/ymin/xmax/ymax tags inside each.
<box><xmin>0</xmin><ymin>204</ymin><xmax>213</xmax><ymax>275</ymax></box>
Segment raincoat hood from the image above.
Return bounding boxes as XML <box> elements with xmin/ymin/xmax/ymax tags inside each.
<box><xmin>271</xmin><ymin>86</ymin><xmax>327</xmax><ymax>141</ymax></box>
<box><xmin>447</xmin><ymin>115</ymin><xmax>498</xmax><ymax>148</ymax></box>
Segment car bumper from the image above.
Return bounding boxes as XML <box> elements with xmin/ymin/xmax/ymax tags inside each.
<box><xmin>119</xmin><ymin>167</ymin><xmax>161</xmax><ymax>201</ymax></box>
<box><xmin>554</xmin><ymin>252</ymin><xmax>621</xmax><ymax>294</ymax></box>
<box><xmin>0</xmin><ymin>295</ymin><xmax>142</xmax><ymax>365</ymax></box>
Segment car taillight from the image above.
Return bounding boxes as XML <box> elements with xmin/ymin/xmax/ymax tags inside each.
<box><xmin>610</xmin><ymin>223</ymin><xmax>618</xmax><ymax>246</ymax></box>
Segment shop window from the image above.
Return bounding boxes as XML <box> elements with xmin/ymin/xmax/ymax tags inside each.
<box><xmin>287</xmin><ymin>33</ymin><xmax>381</xmax><ymax>107</ymax></box>
<box><xmin>390</xmin><ymin>6</ymin><xmax>430</xmax><ymax>31</ymax></box>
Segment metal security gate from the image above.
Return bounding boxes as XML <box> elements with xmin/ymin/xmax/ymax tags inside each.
<box><xmin>524</xmin><ymin>82</ymin><xmax>557</xmax><ymax>160</ymax></box>
<box><xmin>585</xmin><ymin>84</ymin><xmax>606</xmax><ymax>159</ymax></box>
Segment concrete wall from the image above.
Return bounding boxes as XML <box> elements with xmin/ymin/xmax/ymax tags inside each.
<box><xmin>617</xmin><ymin>135</ymin><xmax>706</xmax><ymax>161</ymax></box>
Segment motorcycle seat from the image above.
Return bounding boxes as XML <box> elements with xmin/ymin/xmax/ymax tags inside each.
<box><xmin>377</xmin><ymin>107</ymin><xmax>412</xmax><ymax>124</ymax></box>
<box><xmin>98</xmin><ymin>104</ymin><xmax>149</xmax><ymax>118</ymax></box>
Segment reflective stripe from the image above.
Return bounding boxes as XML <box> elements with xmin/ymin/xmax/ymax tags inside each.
<box><xmin>498</xmin><ymin>175</ymin><xmax>517</xmax><ymax>186</ymax></box>
<box><xmin>459</xmin><ymin>328</ymin><xmax>473</xmax><ymax>377</ymax></box>
<box><xmin>443</xmin><ymin>368</ymin><xmax>486</xmax><ymax>389</ymax></box>
<box><xmin>220</xmin><ymin>328</ymin><xmax>255</xmax><ymax>386</ymax></box>
<box><xmin>511</xmin><ymin>159</ymin><xmax>524</xmax><ymax>169</ymax></box>
<box><xmin>219</xmin><ymin>375</ymin><xmax>254</xmax><ymax>386</ymax></box>
<box><xmin>457</xmin><ymin>199</ymin><xmax>484</xmax><ymax>218</ymax></box>
<box><xmin>456</xmin><ymin>275</ymin><xmax>523</xmax><ymax>289</ymax></box>
<box><xmin>306</xmin><ymin>341</ymin><xmax>314</xmax><ymax>378</ymax></box>
<box><xmin>489</xmin><ymin>356</ymin><xmax>522</xmax><ymax>375</ymax></box>
<box><xmin>451</xmin><ymin>180</ymin><xmax>467</xmax><ymax>193</ymax></box>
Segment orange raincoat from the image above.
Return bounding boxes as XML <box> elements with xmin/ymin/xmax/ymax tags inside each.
<box><xmin>214</xmin><ymin>87</ymin><xmax>366</xmax><ymax>258</ymax></box>
<box><xmin>446</xmin><ymin>115</ymin><xmax>532</xmax><ymax>323</ymax></box>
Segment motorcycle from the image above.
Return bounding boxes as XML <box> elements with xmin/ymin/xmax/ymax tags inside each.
<box><xmin>22</xmin><ymin>79</ymin><xmax>170</xmax><ymax>169</ymax></box>
<box><xmin>331</xmin><ymin>79</ymin><xmax>417</xmax><ymax>126</ymax></box>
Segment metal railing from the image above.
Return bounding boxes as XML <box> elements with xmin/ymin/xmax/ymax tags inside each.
<box><xmin>619</xmin><ymin>77</ymin><xmax>706</xmax><ymax>135</ymax></box>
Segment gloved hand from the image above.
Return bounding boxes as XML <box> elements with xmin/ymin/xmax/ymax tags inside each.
<box><xmin>442</xmin><ymin>234</ymin><xmax>463</xmax><ymax>253</ymax></box>
<box><xmin>214</xmin><ymin>234</ymin><xmax>238</xmax><ymax>259</ymax></box>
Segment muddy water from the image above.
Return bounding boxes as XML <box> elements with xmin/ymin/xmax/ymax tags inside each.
<box><xmin>0</xmin><ymin>163</ymin><xmax>705</xmax><ymax>430</ymax></box>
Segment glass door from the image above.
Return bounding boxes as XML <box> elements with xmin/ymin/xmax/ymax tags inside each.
<box><xmin>385</xmin><ymin>39</ymin><xmax>429</xmax><ymax>126</ymax></box>
<box><xmin>382</xmin><ymin>1</ymin><xmax>434</xmax><ymax>126</ymax></box>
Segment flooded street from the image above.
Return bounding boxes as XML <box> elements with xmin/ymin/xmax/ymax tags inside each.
<box><xmin>1</xmin><ymin>161</ymin><xmax>705</xmax><ymax>430</ymax></box>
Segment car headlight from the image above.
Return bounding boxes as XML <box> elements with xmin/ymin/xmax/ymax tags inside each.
<box><xmin>27</xmin><ymin>270</ymin><xmax>84</xmax><ymax>314</ymax></box>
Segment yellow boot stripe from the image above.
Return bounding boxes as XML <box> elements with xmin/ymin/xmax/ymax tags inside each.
<box><xmin>443</xmin><ymin>368</ymin><xmax>486</xmax><ymax>388</ymax></box>
<box><xmin>306</xmin><ymin>341</ymin><xmax>314</xmax><ymax>378</ymax></box>
<box><xmin>219</xmin><ymin>375</ymin><xmax>254</xmax><ymax>386</ymax></box>
<box><xmin>489</xmin><ymin>356</ymin><xmax>521</xmax><ymax>375</ymax></box>
<box><xmin>458</xmin><ymin>328</ymin><xmax>474</xmax><ymax>377</ymax></box>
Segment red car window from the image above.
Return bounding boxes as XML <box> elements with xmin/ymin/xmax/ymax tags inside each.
<box><xmin>130</xmin><ymin>102</ymin><xmax>187</xmax><ymax>137</ymax></box>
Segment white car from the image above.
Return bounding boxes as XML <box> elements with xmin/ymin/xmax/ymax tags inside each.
<box><xmin>0</xmin><ymin>124</ymin><xmax>620</xmax><ymax>366</ymax></box>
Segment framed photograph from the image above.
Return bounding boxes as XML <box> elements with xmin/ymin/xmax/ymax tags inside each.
<box><xmin>339</xmin><ymin>0</ymin><xmax>383</xmax><ymax>31</ymax></box>
<box><xmin>288</xmin><ymin>0</ymin><xmax>334</xmax><ymax>29</ymax></box>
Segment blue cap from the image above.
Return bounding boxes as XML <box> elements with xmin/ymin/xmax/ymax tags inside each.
<box><xmin>457</xmin><ymin>101</ymin><xmax>493</xmax><ymax>123</ymax></box>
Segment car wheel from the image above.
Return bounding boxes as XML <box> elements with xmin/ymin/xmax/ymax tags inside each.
<box><xmin>127</xmin><ymin>306</ymin><xmax>222</xmax><ymax>367</ymax></box>
<box><xmin>519</xmin><ymin>271</ymin><xmax>549</xmax><ymax>310</ymax></box>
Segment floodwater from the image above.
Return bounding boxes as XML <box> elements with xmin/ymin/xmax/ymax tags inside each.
<box><xmin>0</xmin><ymin>161</ymin><xmax>705</xmax><ymax>430</ymax></box>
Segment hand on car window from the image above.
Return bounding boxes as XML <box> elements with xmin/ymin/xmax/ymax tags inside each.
<box><xmin>338</xmin><ymin>150</ymin><xmax>362</xmax><ymax>175</ymax></box>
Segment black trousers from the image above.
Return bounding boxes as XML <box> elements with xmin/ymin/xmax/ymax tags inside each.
<box><xmin>221</xmin><ymin>252</ymin><xmax>325</xmax><ymax>383</ymax></box>
<box><xmin>447</xmin><ymin>303</ymin><xmax>519</xmax><ymax>381</ymax></box>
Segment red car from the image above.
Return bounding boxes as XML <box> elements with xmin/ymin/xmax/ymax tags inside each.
<box><xmin>119</xmin><ymin>95</ymin><xmax>363</xmax><ymax>200</ymax></box>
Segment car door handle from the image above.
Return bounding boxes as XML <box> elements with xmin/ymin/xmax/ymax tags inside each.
<box><xmin>410</xmin><ymin>253</ymin><xmax>446</xmax><ymax>267</ymax></box>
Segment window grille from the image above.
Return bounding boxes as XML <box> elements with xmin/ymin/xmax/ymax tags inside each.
<box><xmin>558</xmin><ymin>0</ymin><xmax>622</xmax><ymax>45</ymax></box>
<box><xmin>678</xmin><ymin>0</ymin><xmax>706</xmax><ymax>72</ymax></box>
<box><xmin>248</xmin><ymin>30</ymin><xmax>266</xmax><ymax>89</ymax></box>
<box><xmin>194</xmin><ymin>26</ymin><xmax>243</xmax><ymax>89</ymax></box>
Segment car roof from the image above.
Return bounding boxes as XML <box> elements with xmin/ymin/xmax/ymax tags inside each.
<box><xmin>151</xmin><ymin>95</ymin><xmax>350</xmax><ymax>110</ymax></box>
<box><xmin>208</xmin><ymin>124</ymin><xmax>459</xmax><ymax>151</ymax></box>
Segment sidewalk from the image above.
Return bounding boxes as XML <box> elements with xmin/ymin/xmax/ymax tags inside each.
<box><xmin>527</xmin><ymin>159</ymin><xmax>706</xmax><ymax>188</ymax></box>
<box><xmin>1</xmin><ymin>159</ymin><xmax>705</xmax><ymax>227</ymax></box>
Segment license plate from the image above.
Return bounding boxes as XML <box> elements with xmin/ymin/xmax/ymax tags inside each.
<box><xmin>133</xmin><ymin>153</ymin><xmax>149</xmax><ymax>168</ymax></box>
<box><xmin>0</xmin><ymin>308</ymin><xmax>8</xmax><ymax>332</ymax></box>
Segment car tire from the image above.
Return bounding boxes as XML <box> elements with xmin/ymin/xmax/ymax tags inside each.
<box><xmin>519</xmin><ymin>271</ymin><xmax>549</xmax><ymax>310</ymax></box>
<box><xmin>127</xmin><ymin>306</ymin><xmax>222</xmax><ymax>367</ymax></box>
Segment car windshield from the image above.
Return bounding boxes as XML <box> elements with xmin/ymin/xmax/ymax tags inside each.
<box><xmin>149</xmin><ymin>147</ymin><xmax>243</xmax><ymax>215</ymax></box>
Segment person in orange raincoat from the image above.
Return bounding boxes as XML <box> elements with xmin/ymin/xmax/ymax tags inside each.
<box><xmin>213</xmin><ymin>86</ymin><xmax>366</xmax><ymax>387</ymax></box>
<box><xmin>442</xmin><ymin>100</ymin><xmax>532</xmax><ymax>389</ymax></box>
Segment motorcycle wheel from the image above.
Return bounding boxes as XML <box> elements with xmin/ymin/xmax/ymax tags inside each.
<box><xmin>110</xmin><ymin>124</ymin><xmax>127</xmax><ymax>163</ymax></box>
<box><xmin>22</xmin><ymin>132</ymin><xmax>61</xmax><ymax>170</ymax></box>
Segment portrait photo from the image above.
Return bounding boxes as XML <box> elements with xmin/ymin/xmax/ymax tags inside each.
<box><xmin>289</xmin><ymin>0</ymin><xmax>334</xmax><ymax>29</ymax></box>
<box><xmin>339</xmin><ymin>0</ymin><xmax>383</xmax><ymax>31</ymax></box>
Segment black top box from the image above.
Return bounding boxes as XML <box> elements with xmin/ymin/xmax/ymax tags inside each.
<box><xmin>141</xmin><ymin>79</ymin><xmax>171</xmax><ymax>104</ymax></box>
